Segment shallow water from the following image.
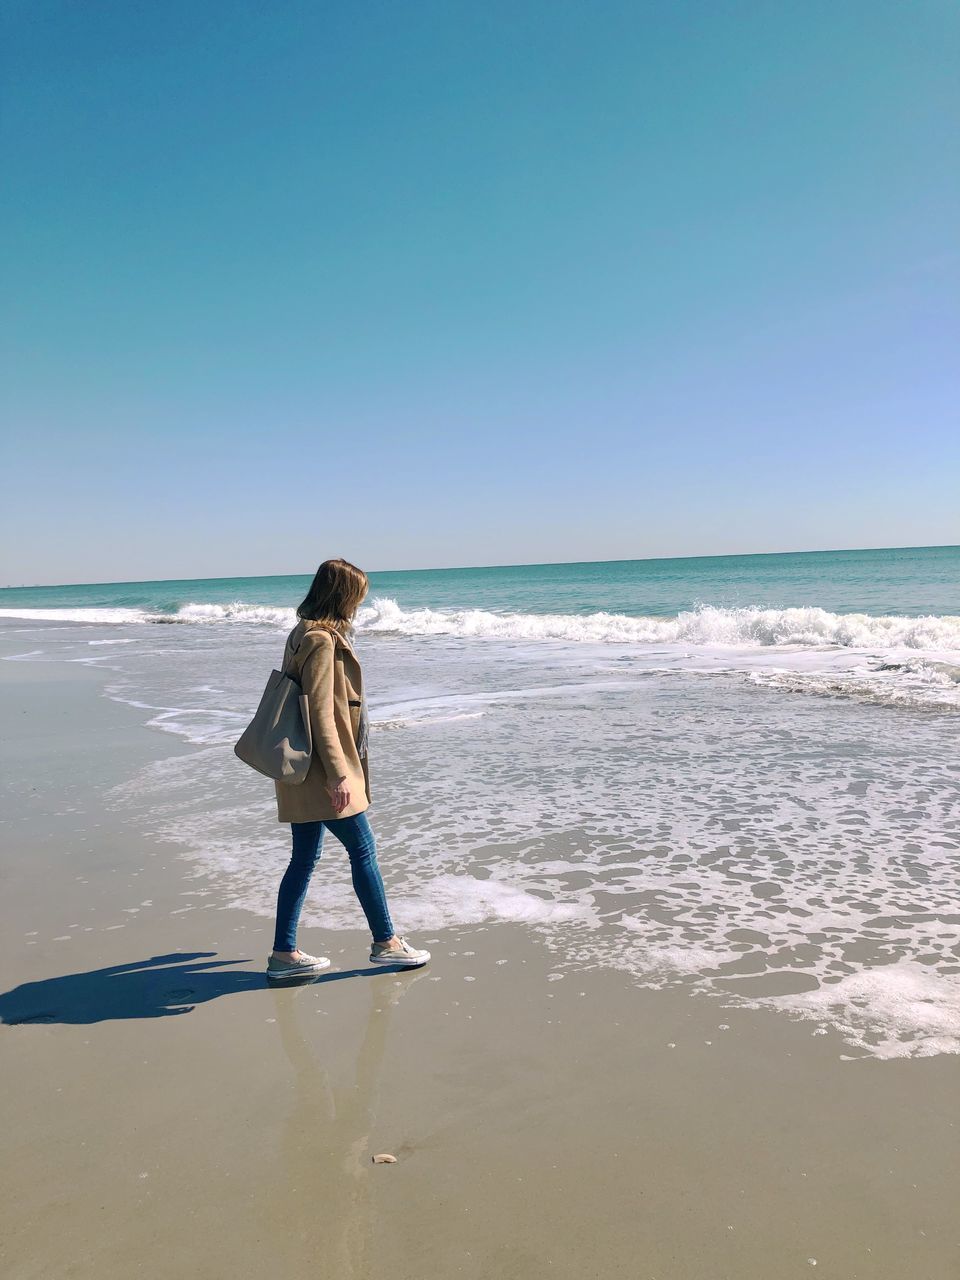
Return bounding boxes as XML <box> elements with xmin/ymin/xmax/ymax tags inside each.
<box><xmin>3</xmin><ymin>567</ymin><xmax>958</xmax><ymax>1061</ymax></box>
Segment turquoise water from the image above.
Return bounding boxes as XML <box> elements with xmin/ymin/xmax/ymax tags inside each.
<box><xmin>1</xmin><ymin>544</ymin><xmax>958</xmax><ymax>618</ymax></box>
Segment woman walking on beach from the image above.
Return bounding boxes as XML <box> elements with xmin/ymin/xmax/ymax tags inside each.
<box><xmin>267</xmin><ymin>558</ymin><xmax>430</xmax><ymax>979</ymax></box>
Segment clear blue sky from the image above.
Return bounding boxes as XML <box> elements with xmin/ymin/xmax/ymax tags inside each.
<box><xmin>2</xmin><ymin>0</ymin><xmax>957</xmax><ymax>586</ymax></box>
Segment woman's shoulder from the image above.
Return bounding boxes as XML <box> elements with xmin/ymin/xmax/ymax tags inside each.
<box><xmin>296</xmin><ymin>620</ymin><xmax>340</xmax><ymax>653</ymax></box>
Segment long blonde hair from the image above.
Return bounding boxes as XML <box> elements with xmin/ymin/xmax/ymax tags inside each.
<box><xmin>296</xmin><ymin>558</ymin><xmax>369</xmax><ymax>636</ymax></box>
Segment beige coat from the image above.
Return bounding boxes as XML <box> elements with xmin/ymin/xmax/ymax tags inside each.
<box><xmin>274</xmin><ymin>619</ymin><xmax>371</xmax><ymax>824</ymax></box>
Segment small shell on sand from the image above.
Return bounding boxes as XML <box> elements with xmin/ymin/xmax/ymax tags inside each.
<box><xmin>372</xmin><ymin>1153</ymin><xmax>398</xmax><ymax>1164</ymax></box>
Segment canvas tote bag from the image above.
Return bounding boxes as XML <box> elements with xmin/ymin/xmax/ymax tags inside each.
<box><xmin>234</xmin><ymin>646</ymin><xmax>313</xmax><ymax>783</ymax></box>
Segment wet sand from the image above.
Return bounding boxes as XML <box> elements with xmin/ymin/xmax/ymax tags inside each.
<box><xmin>0</xmin><ymin>646</ymin><xmax>958</xmax><ymax>1279</ymax></box>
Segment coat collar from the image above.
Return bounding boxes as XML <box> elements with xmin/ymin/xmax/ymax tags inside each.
<box><xmin>296</xmin><ymin>618</ymin><xmax>358</xmax><ymax>656</ymax></box>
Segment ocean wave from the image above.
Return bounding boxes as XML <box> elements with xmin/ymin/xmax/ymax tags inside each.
<box><xmin>0</xmin><ymin>602</ymin><xmax>298</xmax><ymax>626</ymax></box>
<box><xmin>0</xmin><ymin>606</ymin><xmax>152</xmax><ymax>624</ymax></box>
<box><xmin>172</xmin><ymin>602</ymin><xmax>295</xmax><ymax>626</ymax></box>
<box><xmin>749</xmin><ymin>658</ymin><xmax>960</xmax><ymax>713</ymax></box>
<box><xmin>3</xmin><ymin>596</ymin><xmax>960</xmax><ymax>652</ymax></box>
<box><xmin>357</xmin><ymin>599</ymin><xmax>960</xmax><ymax>651</ymax></box>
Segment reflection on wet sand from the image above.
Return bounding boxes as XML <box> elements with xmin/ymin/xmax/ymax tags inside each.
<box><xmin>264</xmin><ymin>970</ymin><xmax>427</xmax><ymax>1278</ymax></box>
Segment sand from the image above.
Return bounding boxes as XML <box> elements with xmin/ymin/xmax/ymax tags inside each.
<box><xmin>0</xmin><ymin>640</ymin><xmax>958</xmax><ymax>1280</ymax></box>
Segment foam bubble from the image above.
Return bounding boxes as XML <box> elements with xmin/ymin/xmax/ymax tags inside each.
<box><xmin>363</xmin><ymin>874</ymin><xmax>588</xmax><ymax>931</ymax></box>
<box><xmin>767</xmin><ymin>963</ymin><xmax>960</xmax><ymax>1059</ymax></box>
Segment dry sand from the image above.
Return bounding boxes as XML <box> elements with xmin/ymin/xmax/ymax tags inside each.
<box><xmin>0</xmin><ymin>645</ymin><xmax>957</xmax><ymax>1279</ymax></box>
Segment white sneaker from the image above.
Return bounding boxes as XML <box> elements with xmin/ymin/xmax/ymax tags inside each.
<box><xmin>266</xmin><ymin>951</ymin><xmax>331</xmax><ymax>979</ymax></box>
<box><xmin>369</xmin><ymin>936</ymin><xmax>431</xmax><ymax>967</ymax></box>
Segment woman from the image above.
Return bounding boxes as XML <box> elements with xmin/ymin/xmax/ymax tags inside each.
<box><xmin>267</xmin><ymin>558</ymin><xmax>431</xmax><ymax>979</ymax></box>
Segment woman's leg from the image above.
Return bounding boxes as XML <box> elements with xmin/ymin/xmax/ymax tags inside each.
<box><xmin>272</xmin><ymin>822</ymin><xmax>324</xmax><ymax>952</ymax></box>
<box><xmin>322</xmin><ymin>811</ymin><xmax>395</xmax><ymax>944</ymax></box>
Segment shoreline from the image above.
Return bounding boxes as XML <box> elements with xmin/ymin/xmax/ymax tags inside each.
<box><xmin>1</xmin><ymin>640</ymin><xmax>958</xmax><ymax>1278</ymax></box>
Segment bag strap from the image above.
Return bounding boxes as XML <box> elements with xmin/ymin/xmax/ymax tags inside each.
<box><xmin>281</xmin><ymin>630</ymin><xmax>301</xmax><ymax>679</ymax></box>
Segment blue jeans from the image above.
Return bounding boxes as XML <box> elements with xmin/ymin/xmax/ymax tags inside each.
<box><xmin>272</xmin><ymin>813</ymin><xmax>395</xmax><ymax>952</ymax></box>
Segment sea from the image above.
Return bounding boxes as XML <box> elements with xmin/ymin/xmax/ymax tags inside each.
<box><xmin>2</xmin><ymin>545</ymin><xmax>959</xmax><ymax>1059</ymax></box>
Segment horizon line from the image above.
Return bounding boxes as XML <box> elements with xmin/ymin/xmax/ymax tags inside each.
<box><xmin>1</xmin><ymin>541</ymin><xmax>957</xmax><ymax>592</ymax></box>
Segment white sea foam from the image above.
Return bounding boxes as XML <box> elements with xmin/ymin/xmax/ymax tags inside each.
<box><xmin>356</xmin><ymin>599</ymin><xmax>960</xmax><ymax>651</ymax></box>
<box><xmin>767</xmin><ymin>964</ymin><xmax>960</xmax><ymax>1059</ymax></box>
<box><xmin>104</xmin><ymin>693</ymin><xmax>246</xmax><ymax>746</ymax></box>
<box><xmin>749</xmin><ymin>658</ymin><xmax>960</xmax><ymax>713</ymax></box>
<box><xmin>3</xmin><ymin>596</ymin><xmax>959</xmax><ymax>653</ymax></box>
<box><xmin>0</xmin><ymin>607</ymin><xmax>151</xmax><ymax>624</ymax></box>
<box><xmin>173</xmin><ymin>602</ymin><xmax>296</xmax><ymax>626</ymax></box>
<box><xmin>319</xmin><ymin>873</ymin><xmax>587</xmax><ymax>932</ymax></box>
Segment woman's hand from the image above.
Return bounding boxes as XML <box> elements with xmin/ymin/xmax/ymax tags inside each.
<box><xmin>326</xmin><ymin>776</ymin><xmax>350</xmax><ymax>815</ymax></box>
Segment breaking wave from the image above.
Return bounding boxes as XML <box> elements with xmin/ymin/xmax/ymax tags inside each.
<box><xmin>3</xmin><ymin>597</ymin><xmax>960</xmax><ymax>652</ymax></box>
<box><xmin>357</xmin><ymin>599</ymin><xmax>960</xmax><ymax>649</ymax></box>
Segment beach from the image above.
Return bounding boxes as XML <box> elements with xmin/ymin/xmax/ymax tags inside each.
<box><xmin>1</xmin><ymin>588</ymin><xmax>959</xmax><ymax>1278</ymax></box>
<box><xmin>6</xmin><ymin>0</ymin><xmax>959</xmax><ymax>1268</ymax></box>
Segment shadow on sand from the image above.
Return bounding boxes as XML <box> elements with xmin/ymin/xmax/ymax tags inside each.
<box><xmin>0</xmin><ymin>951</ymin><xmax>409</xmax><ymax>1025</ymax></box>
